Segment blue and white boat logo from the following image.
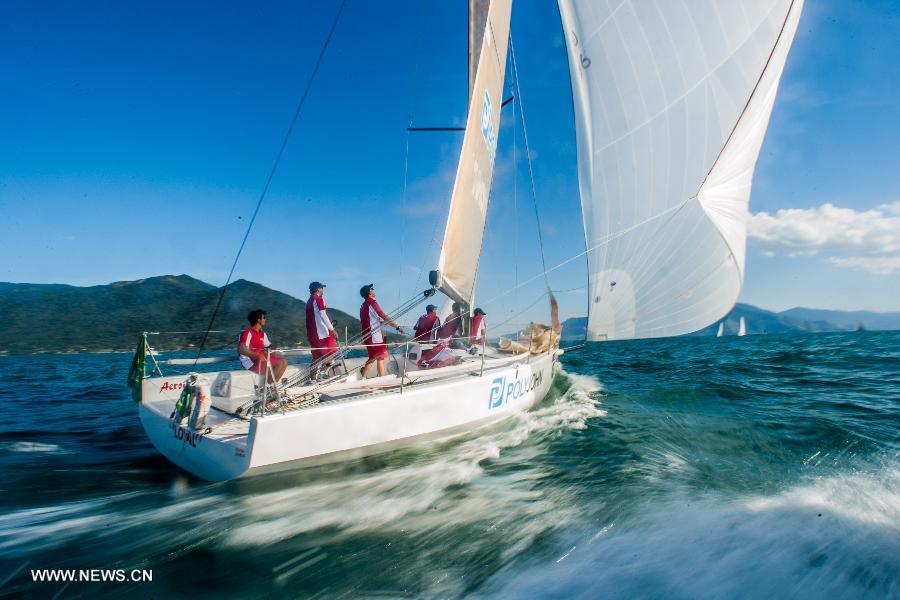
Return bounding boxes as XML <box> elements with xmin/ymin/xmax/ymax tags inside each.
<box><xmin>481</xmin><ymin>90</ymin><xmax>495</xmax><ymax>156</ymax></box>
<box><xmin>488</xmin><ymin>370</ymin><xmax>543</xmax><ymax>409</ymax></box>
<box><xmin>488</xmin><ymin>376</ymin><xmax>506</xmax><ymax>409</ymax></box>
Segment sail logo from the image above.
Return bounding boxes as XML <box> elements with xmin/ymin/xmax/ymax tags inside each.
<box><xmin>488</xmin><ymin>370</ymin><xmax>543</xmax><ymax>409</ymax></box>
<box><xmin>481</xmin><ymin>90</ymin><xmax>496</xmax><ymax>159</ymax></box>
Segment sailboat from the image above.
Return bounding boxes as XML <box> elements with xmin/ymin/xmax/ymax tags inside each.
<box><xmin>131</xmin><ymin>0</ymin><xmax>803</xmax><ymax>481</ymax></box>
<box><xmin>716</xmin><ymin>322</ymin><xmax>725</xmax><ymax>337</ymax></box>
<box><xmin>738</xmin><ymin>317</ymin><xmax>747</xmax><ymax>337</ymax></box>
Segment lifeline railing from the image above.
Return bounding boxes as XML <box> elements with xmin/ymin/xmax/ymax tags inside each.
<box><xmin>251</xmin><ymin>332</ymin><xmax>521</xmax><ymax>416</ymax></box>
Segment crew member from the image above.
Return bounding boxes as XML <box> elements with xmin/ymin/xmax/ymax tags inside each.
<box><xmin>238</xmin><ymin>309</ymin><xmax>287</xmax><ymax>382</ymax></box>
<box><xmin>436</xmin><ymin>302</ymin><xmax>462</xmax><ymax>342</ymax></box>
<box><xmin>305</xmin><ymin>281</ymin><xmax>339</xmax><ymax>381</ymax></box>
<box><xmin>413</xmin><ymin>304</ymin><xmax>441</xmax><ymax>342</ymax></box>
<box><xmin>359</xmin><ymin>284</ymin><xmax>402</xmax><ymax>378</ymax></box>
<box><xmin>471</xmin><ymin>307</ymin><xmax>487</xmax><ymax>346</ymax></box>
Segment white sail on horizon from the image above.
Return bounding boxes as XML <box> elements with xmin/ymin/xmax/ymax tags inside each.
<box><xmin>559</xmin><ymin>0</ymin><xmax>804</xmax><ymax>340</ymax></box>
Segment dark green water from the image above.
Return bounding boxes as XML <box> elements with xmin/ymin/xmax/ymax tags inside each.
<box><xmin>1</xmin><ymin>331</ymin><xmax>898</xmax><ymax>598</ymax></box>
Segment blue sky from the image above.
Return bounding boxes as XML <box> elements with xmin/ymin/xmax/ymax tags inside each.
<box><xmin>1</xmin><ymin>0</ymin><xmax>898</xmax><ymax>328</ymax></box>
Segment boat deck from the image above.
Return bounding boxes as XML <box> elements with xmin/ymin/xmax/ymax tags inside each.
<box><xmin>178</xmin><ymin>352</ymin><xmax>532</xmax><ymax>442</ymax></box>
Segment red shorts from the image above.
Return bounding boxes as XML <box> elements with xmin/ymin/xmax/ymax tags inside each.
<box><xmin>250</xmin><ymin>355</ymin><xmax>286</xmax><ymax>374</ymax></box>
<box><xmin>366</xmin><ymin>342</ymin><xmax>388</xmax><ymax>360</ymax></box>
<box><xmin>311</xmin><ymin>335</ymin><xmax>337</xmax><ymax>360</ymax></box>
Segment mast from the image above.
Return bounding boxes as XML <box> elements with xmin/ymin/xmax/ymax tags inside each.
<box><xmin>468</xmin><ymin>0</ymin><xmax>491</xmax><ymax>106</ymax></box>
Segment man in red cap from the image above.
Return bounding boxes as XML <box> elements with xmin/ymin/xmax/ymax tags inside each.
<box><xmin>305</xmin><ymin>281</ymin><xmax>339</xmax><ymax>381</ymax></box>
<box><xmin>359</xmin><ymin>284</ymin><xmax>402</xmax><ymax>378</ymax></box>
<box><xmin>436</xmin><ymin>302</ymin><xmax>463</xmax><ymax>342</ymax></box>
<box><xmin>413</xmin><ymin>304</ymin><xmax>441</xmax><ymax>342</ymax></box>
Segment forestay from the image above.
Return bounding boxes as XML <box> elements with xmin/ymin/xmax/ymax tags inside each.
<box><xmin>437</xmin><ymin>0</ymin><xmax>512</xmax><ymax>307</ymax></box>
<box><xmin>559</xmin><ymin>0</ymin><xmax>803</xmax><ymax>340</ymax></box>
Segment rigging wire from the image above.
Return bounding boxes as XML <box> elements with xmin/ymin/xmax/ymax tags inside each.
<box><xmin>478</xmin><ymin>196</ymin><xmax>696</xmax><ymax>309</ymax></box>
<box><xmin>191</xmin><ymin>0</ymin><xmax>347</xmax><ymax>368</ymax></box>
<box><xmin>398</xmin><ymin>121</ymin><xmax>412</xmax><ymax>307</ymax></box>
<box><xmin>279</xmin><ymin>288</ymin><xmax>431</xmax><ymax>391</ymax></box>
<box><xmin>509</xmin><ymin>36</ymin><xmax>551</xmax><ymax>293</ymax></box>
<box><xmin>511</xmin><ymin>48</ymin><xmax>519</xmax><ymax>318</ymax></box>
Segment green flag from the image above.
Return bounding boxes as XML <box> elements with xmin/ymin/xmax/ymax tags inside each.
<box><xmin>127</xmin><ymin>335</ymin><xmax>147</xmax><ymax>402</ymax></box>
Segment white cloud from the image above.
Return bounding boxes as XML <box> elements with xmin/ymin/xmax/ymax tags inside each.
<box><xmin>749</xmin><ymin>202</ymin><xmax>900</xmax><ymax>253</ymax></box>
<box><xmin>828</xmin><ymin>256</ymin><xmax>900</xmax><ymax>276</ymax></box>
<box><xmin>749</xmin><ymin>202</ymin><xmax>900</xmax><ymax>274</ymax></box>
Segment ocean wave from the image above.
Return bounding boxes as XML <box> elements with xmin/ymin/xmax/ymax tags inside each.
<box><xmin>480</xmin><ymin>466</ymin><xmax>900</xmax><ymax>599</ymax></box>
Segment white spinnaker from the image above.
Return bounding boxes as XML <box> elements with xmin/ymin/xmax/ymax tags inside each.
<box><xmin>437</xmin><ymin>0</ymin><xmax>512</xmax><ymax>307</ymax></box>
<box><xmin>559</xmin><ymin>0</ymin><xmax>803</xmax><ymax>340</ymax></box>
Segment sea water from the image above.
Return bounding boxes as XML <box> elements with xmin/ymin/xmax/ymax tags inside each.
<box><xmin>0</xmin><ymin>331</ymin><xmax>897</xmax><ymax>598</ymax></box>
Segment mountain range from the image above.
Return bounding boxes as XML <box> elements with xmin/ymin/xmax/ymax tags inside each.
<box><xmin>0</xmin><ymin>275</ymin><xmax>364</xmax><ymax>355</ymax></box>
<box><xmin>1</xmin><ymin>275</ymin><xmax>897</xmax><ymax>354</ymax></box>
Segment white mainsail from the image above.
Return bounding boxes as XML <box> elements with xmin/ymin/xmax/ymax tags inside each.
<box><xmin>716</xmin><ymin>322</ymin><xmax>724</xmax><ymax>337</ymax></box>
<box><xmin>559</xmin><ymin>0</ymin><xmax>803</xmax><ymax>340</ymax></box>
<box><xmin>436</xmin><ymin>0</ymin><xmax>512</xmax><ymax>307</ymax></box>
<box><xmin>738</xmin><ymin>316</ymin><xmax>747</xmax><ymax>337</ymax></box>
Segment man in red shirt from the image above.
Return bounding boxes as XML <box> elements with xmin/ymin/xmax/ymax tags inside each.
<box><xmin>359</xmin><ymin>284</ymin><xmax>402</xmax><ymax>378</ymax></box>
<box><xmin>305</xmin><ymin>281</ymin><xmax>339</xmax><ymax>381</ymax></box>
<box><xmin>238</xmin><ymin>309</ymin><xmax>287</xmax><ymax>382</ymax></box>
<box><xmin>413</xmin><ymin>304</ymin><xmax>441</xmax><ymax>343</ymax></box>
<box><xmin>437</xmin><ymin>302</ymin><xmax>463</xmax><ymax>342</ymax></box>
<box><xmin>471</xmin><ymin>307</ymin><xmax>487</xmax><ymax>346</ymax></box>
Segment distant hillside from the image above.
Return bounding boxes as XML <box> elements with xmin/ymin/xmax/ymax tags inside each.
<box><xmin>691</xmin><ymin>303</ymin><xmax>836</xmax><ymax>336</ymax></box>
<box><xmin>561</xmin><ymin>302</ymin><xmax>899</xmax><ymax>340</ymax></box>
<box><xmin>780</xmin><ymin>307</ymin><xmax>900</xmax><ymax>331</ymax></box>
<box><xmin>0</xmin><ymin>275</ymin><xmax>365</xmax><ymax>354</ymax></box>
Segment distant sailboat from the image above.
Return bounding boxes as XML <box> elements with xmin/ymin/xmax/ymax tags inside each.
<box><xmin>738</xmin><ymin>317</ymin><xmax>747</xmax><ymax>337</ymax></box>
<box><xmin>716</xmin><ymin>322</ymin><xmax>724</xmax><ymax>337</ymax></box>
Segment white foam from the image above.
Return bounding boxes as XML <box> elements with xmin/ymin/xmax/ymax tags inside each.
<box><xmin>746</xmin><ymin>467</ymin><xmax>900</xmax><ymax>528</ymax></box>
<box><xmin>0</xmin><ymin>490</ymin><xmax>226</xmax><ymax>557</ymax></box>
<box><xmin>563</xmin><ymin>372</ymin><xmax>604</xmax><ymax>394</ymax></box>
<box><xmin>482</xmin><ymin>467</ymin><xmax>900</xmax><ymax>598</ymax></box>
<box><xmin>2</xmin><ymin>441</ymin><xmax>69</xmax><ymax>454</ymax></box>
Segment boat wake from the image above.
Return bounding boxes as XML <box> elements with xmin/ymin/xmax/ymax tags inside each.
<box><xmin>224</xmin><ymin>366</ymin><xmax>606</xmax><ymax>548</ymax></box>
<box><xmin>481</xmin><ymin>461</ymin><xmax>900</xmax><ymax>599</ymax></box>
<box><xmin>0</xmin><ymin>367</ymin><xmax>606</xmax><ymax>576</ymax></box>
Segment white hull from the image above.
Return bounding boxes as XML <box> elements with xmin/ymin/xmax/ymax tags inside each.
<box><xmin>139</xmin><ymin>352</ymin><xmax>556</xmax><ymax>481</ymax></box>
